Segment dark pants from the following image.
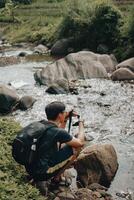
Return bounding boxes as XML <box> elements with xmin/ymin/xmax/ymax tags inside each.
<box><xmin>46</xmin><ymin>145</ymin><xmax>73</xmax><ymax>180</ymax></box>
<box><xmin>26</xmin><ymin>145</ymin><xmax>73</xmax><ymax>181</ymax></box>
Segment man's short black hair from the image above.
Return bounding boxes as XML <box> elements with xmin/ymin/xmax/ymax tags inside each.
<box><xmin>45</xmin><ymin>101</ymin><xmax>65</xmax><ymax>120</ymax></box>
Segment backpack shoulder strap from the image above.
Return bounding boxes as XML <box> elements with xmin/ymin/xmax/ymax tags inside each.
<box><xmin>37</xmin><ymin>120</ymin><xmax>56</xmax><ymax>140</ymax></box>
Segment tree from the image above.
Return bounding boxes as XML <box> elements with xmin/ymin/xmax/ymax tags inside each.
<box><xmin>0</xmin><ymin>0</ymin><xmax>6</xmax><ymax>8</ymax></box>
<box><xmin>1</xmin><ymin>0</ymin><xmax>19</xmax><ymax>22</ymax></box>
<box><xmin>12</xmin><ymin>0</ymin><xmax>32</xmax><ymax>4</ymax></box>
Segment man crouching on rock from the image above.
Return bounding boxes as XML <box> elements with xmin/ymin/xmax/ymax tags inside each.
<box><xmin>25</xmin><ymin>101</ymin><xmax>85</xmax><ymax>195</ymax></box>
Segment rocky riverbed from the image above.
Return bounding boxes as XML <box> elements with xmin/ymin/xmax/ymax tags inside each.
<box><xmin>0</xmin><ymin>47</ymin><xmax>134</xmax><ymax>199</ymax></box>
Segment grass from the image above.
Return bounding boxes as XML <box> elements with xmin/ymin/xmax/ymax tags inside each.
<box><xmin>0</xmin><ymin>0</ymin><xmax>68</xmax><ymax>43</ymax></box>
<box><xmin>113</xmin><ymin>0</ymin><xmax>133</xmax><ymax>14</ymax></box>
<box><xmin>0</xmin><ymin>117</ymin><xmax>47</xmax><ymax>200</ymax></box>
<box><xmin>0</xmin><ymin>0</ymin><xmax>133</xmax><ymax>44</ymax></box>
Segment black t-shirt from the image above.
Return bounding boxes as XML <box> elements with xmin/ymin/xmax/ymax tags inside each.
<box><xmin>26</xmin><ymin>122</ymin><xmax>72</xmax><ymax>178</ymax></box>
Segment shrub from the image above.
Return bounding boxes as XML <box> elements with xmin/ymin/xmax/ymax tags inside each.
<box><xmin>48</xmin><ymin>0</ymin><xmax>65</xmax><ymax>2</ymax></box>
<box><xmin>12</xmin><ymin>0</ymin><xmax>32</xmax><ymax>4</ymax></box>
<box><xmin>115</xmin><ymin>5</ymin><xmax>134</xmax><ymax>61</ymax></box>
<box><xmin>56</xmin><ymin>0</ymin><xmax>123</xmax><ymax>53</ymax></box>
<box><xmin>126</xmin><ymin>5</ymin><xmax>134</xmax><ymax>45</ymax></box>
<box><xmin>0</xmin><ymin>118</ymin><xmax>45</xmax><ymax>200</ymax></box>
<box><xmin>0</xmin><ymin>0</ymin><xmax>6</xmax><ymax>8</ymax></box>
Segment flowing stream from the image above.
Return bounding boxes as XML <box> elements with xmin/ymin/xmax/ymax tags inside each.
<box><xmin>0</xmin><ymin>49</ymin><xmax>134</xmax><ymax>199</ymax></box>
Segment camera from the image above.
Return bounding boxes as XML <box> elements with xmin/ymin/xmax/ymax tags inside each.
<box><xmin>68</xmin><ymin>110</ymin><xmax>80</xmax><ymax>126</ymax></box>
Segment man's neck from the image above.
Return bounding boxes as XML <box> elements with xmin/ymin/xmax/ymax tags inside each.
<box><xmin>48</xmin><ymin>120</ymin><xmax>59</xmax><ymax>127</ymax></box>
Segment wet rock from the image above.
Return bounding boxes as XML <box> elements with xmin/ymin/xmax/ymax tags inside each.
<box><xmin>116</xmin><ymin>191</ymin><xmax>133</xmax><ymax>199</ymax></box>
<box><xmin>0</xmin><ymin>85</ymin><xmax>35</xmax><ymax>114</ymax></box>
<box><xmin>51</xmin><ymin>38</ymin><xmax>74</xmax><ymax>56</ymax></box>
<box><xmin>18</xmin><ymin>96</ymin><xmax>36</xmax><ymax>110</ymax></box>
<box><xmin>34</xmin><ymin>44</ymin><xmax>49</xmax><ymax>54</ymax></box>
<box><xmin>34</xmin><ymin>70</ymin><xmax>42</xmax><ymax>85</ymax></box>
<box><xmin>100</xmin><ymin>92</ymin><xmax>106</xmax><ymax>96</ymax></box>
<box><xmin>0</xmin><ymin>84</ymin><xmax>19</xmax><ymax>114</ymax></box>
<box><xmin>18</xmin><ymin>52</ymin><xmax>27</xmax><ymax>57</ymax></box>
<box><xmin>46</xmin><ymin>85</ymin><xmax>67</xmax><ymax>94</ymax></box>
<box><xmin>75</xmin><ymin>144</ymin><xmax>118</xmax><ymax>188</ymax></box>
<box><xmin>46</xmin><ymin>79</ymin><xmax>69</xmax><ymax>94</ymax></box>
<box><xmin>46</xmin><ymin>79</ymin><xmax>78</xmax><ymax>95</ymax></box>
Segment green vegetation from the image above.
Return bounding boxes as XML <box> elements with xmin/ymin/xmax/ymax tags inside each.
<box><xmin>0</xmin><ymin>0</ymin><xmax>67</xmax><ymax>43</ymax></box>
<box><xmin>0</xmin><ymin>118</ymin><xmax>45</xmax><ymax>200</ymax></box>
<box><xmin>12</xmin><ymin>0</ymin><xmax>32</xmax><ymax>4</ymax></box>
<box><xmin>0</xmin><ymin>0</ymin><xmax>133</xmax><ymax>60</ymax></box>
<box><xmin>0</xmin><ymin>0</ymin><xmax>6</xmax><ymax>8</ymax></box>
<box><xmin>56</xmin><ymin>0</ymin><xmax>122</xmax><ymax>53</ymax></box>
<box><xmin>113</xmin><ymin>4</ymin><xmax>134</xmax><ymax>61</ymax></box>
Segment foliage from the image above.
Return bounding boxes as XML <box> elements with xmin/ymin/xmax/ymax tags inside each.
<box><xmin>12</xmin><ymin>0</ymin><xmax>32</xmax><ymax>4</ymax></box>
<box><xmin>0</xmin><ymin>0</ymin><xmax>6</xmax><ymax>8</ymax></box>
<box><xmin>1</xmin><ymin>0</ymin><xmax>64</xmax><ymax>43</ymax></box>
<box><xmin>0</xmin><ymin>118</ymin><xmax>45</xmax><ymax>200</ymax></box>
<box><xmin>56</xmin><ymin>0</ymin><xmax>123</xmax><ymax>53</ymax></box>
<box><xmin>0</xmin><ymin>0</ymin><xmax>134</xmax><ymax>61</ymax></box>
<box><xmin>114</xmin><ymin>5</ymin><xmax>134</xmax><ymax>61</ymax></box>
<box><xmin>126</xmin><ymin>5</ymin><xmax>134</xmax><ymax>45</ymax></box>
<box><xmin>0</xmin><ymin>0</ymin><xmax>20</xmax><ymax>22</ymax></box>
<box><xmin>47</xmin><ymin>0</ymin><xmax>65</xmax><ymax>2</ymax></box>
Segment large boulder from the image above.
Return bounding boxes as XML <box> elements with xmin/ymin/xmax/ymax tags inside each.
<box><xmin>111</xmin><ymin>57</ymin><xmax>134</xmax><ymax>81</ymax></box>
<box><xmin>97</xmin><ymin>54</ymin><xmax>117</xmax><ymax>73</ymax></box>
<box><xmin>0</xmin><ymin>85</ymin><xmax>36</xmax><ymax>114</ymax></box>
<box><xmin>51</xmin><ymin>38</ymin><xmax>74</xmax><ymax>56</ymax></box>
<box><xmin>111</xmin><ymin>58</ymin><xmax>134</xmax><ymax>81</ymax></box>
<box><xmin>19</xmin><ymin>96</ymin><xmax>36</xmax><ymax>110</ymax></box>
<box><xmin>116</xmin><ymin>57</ymin><xmax>134</xmax><ymax>72</ymax></box>
<box><xmin>45</xmin><ymin>79</ymin><xmax>78</xmax><ymax>95</ymax></box>
<box><xmin>111</xmin><ymin>68</ymin><xmax>134</xmax><ymax>81</ymax></box>
<box><xmin>0</xmin><ymin>84</ymin><xmax>19</xmax><ymax>114</ymax></box>
<box><xmin>75</xmin><ymin>144</ymin><xmax>118</xmax><ymax>188</ymax></box>
<box><xmin>34</xmin><ymin>51</ymin><xmax>113</xmax><ymax>86</ymax></box>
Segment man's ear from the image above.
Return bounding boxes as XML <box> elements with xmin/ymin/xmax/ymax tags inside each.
<box><xmin>57</xmin><ymin>113</ymin><xmax>62</xmax><ymax>121</ymax></box>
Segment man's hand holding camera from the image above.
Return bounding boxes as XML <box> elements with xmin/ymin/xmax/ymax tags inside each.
<box><xmin>63</xmin><ymin>110</ymin><xmax>85</xmax><ymax>148</ymax></box>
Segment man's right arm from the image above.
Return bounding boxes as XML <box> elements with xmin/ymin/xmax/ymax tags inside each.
<box><xmin>66</xmin><ymin>121</ymin><xmax>85</xmax><ymax>148</ymax></box>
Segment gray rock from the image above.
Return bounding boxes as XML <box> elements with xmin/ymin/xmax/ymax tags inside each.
<box><xmin>111</xmin><ymin>68</ymin><xmax>134</xmax><ymax>81</ymax></box>
<box><xmin>51</xmin><ymin>38</ymin><xmax>74</xmax><ymax>56</ymax></box>
<box><xmin>75</xmin><ymin>144</ymin><xmax>118</xmax><ymax>187</ymax></box>
<box><xmin>0</xmin><ymin>84</ymin><xmax>19</xmax><ymax>114</ymax></box>
<box><xmin>19</xmin><ymin>96</ymin><xmax>36</xmax><ymax>111</ymax></box>
<box><xmin>34</xmin><ymin>51</ymin><xmax>110</xmax><ymax>86</ymax></box>
<box><xmin>58</xmin><ymin>192</ymin><xmax>75</xmax><ymax>200</ymax></box>
<box><xmin>34</xmin><ymin>44</ymin><xmax>48</xmax><ymax>54</ymax></box>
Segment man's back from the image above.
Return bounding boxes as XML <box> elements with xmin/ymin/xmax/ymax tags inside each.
<box><xmin>25</xmin><ymin>121</ymin><xmax>72</xmax><ymax>181</ymax></box>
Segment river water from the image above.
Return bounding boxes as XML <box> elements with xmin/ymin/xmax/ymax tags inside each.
<box><xmin>0</xmin><ymin>49</ymin><xmax>134</xmax><ymax>199</ymax></box>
